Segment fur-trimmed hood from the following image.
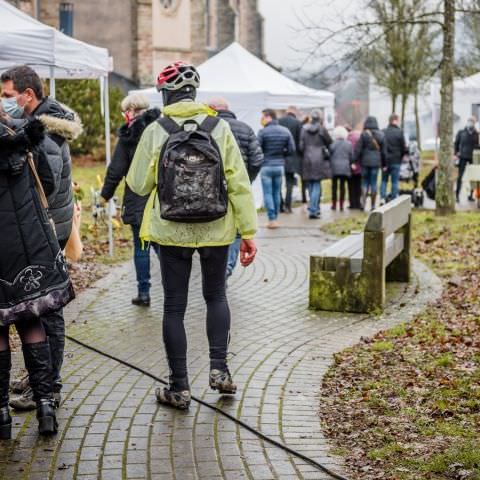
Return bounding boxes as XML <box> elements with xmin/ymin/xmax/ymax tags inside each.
<box><xmin>117</xmin><ymin>108</ymin><xmax>161</xmax><ymax>145</ymax></box>
<box><xmin>33</xmin><ymin>97</ymin><xmax>83</xmax><ymax>142</ymax></box>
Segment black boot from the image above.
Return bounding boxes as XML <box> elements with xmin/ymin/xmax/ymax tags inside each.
<box><xmin>0</xmin><ymin>350</ymin><xmax>12</xmax><ymax>440</ymax></box>
<box><xmin>22</xmin><ymin>342</ymin><xmax>57</xmax><ymax>435</ymax></box>
<box><xmin>42</xmin><ymin>311</ymin><xmax>65</xmax><ymax>406</ymax></box>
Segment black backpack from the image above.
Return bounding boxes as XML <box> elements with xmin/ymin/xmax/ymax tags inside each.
<box><xmin>157</xmin><ymin>116</ymin><xmax>228</xmax><ymax>223</ymax></box>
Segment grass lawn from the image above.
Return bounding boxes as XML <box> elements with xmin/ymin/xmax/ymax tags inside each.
<box><xmin>320</xmin><ymin>210</ymin><xmax>480</xmax><ymax>480</ymax></box>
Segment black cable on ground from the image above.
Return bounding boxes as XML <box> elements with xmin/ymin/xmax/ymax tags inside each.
<box><xmin>66</xmin><ymin>334</ymin><xmax>350</xmax><ymax>480</ymax></box>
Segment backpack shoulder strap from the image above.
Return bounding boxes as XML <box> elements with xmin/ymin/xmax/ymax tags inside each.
<box><xmin>365</xmin><ymin>129</ymin><xmax>380</xmax><ymax>151</ymax></box>
<box><xmin>199</xmin><ymin>116</ymin><xmax>220</xmax><ymax>134</ymax></box>
<box><xmin>157</xmin><ymin>116</ymin><xmax>182</xmax><ymax>135</ymax></box>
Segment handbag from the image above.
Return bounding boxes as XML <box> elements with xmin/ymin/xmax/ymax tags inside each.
<box><xmin>27</xmin><ymin>152</ymin><xmax>57</xmax><ymax>237</ymax></box>
<box><xmin>319</xmin><ymin>129</ymin><xmax>331</xmax><ymax>161</ymax></box>
<box><xmin>64</xmin><ymin>201</ymin><xmax>83</xmax><ymax>262</ymax></box>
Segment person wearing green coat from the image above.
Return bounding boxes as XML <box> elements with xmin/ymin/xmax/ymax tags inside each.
<box><xmin>127</xmin><ymin>61</ymin><xmax>257</xmax><ymax>410</ymax></box>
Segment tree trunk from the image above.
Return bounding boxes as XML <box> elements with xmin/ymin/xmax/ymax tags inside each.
<box><xmin>401</xmin><ymin>93</ymin><xmax>408</xmax><ymax>130</ymax></box>
<box><xmin>414</xmin><ymin>90</ymin><xmax>421</xmax><ymax>149</ymax></box>
<box><xmin>391</xmin><ymin>93</ymin><xmax>397</xmax><ymax>114</ymax></box>
<box><xmin>436</xmin><ymin>0</ymin><xmax>456</xmax><ymax>215</ymax></box>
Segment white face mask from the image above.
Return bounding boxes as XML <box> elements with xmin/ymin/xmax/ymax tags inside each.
<box><xmin>467</xmin><ymin>121</ymin><xmax>475</xmax><ymax>129</ymax></box>
<box><xmin>1</xmin><ymin>97</ymin><xmax>25</xmax><ymax>119</ymax></box>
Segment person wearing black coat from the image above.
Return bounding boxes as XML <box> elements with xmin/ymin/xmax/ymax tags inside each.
<box><xmin>299</xmin><ymin>111</ymin><xmax>332</xmax><ymax>219</ymax></box>
<box><xmin>101</xmin><ymin>95</ymin><xmax>161</xmax><ymax>306</ymax></box>
<box><xmin>381</xmin><ymin>113</ymin><xmax>408</xmax><ymax>204</ymax></box>
<box><xmin>454</xmin><ymin>117</ymin><xmax>479</xmax><ymax>202</ymax></box>
<box><xmin>279</xmin><ymin>107</ymin><xmax>303</xmax><ymax>212</ymax></box>
<box><xmin>208</xmin><ymin>98</ymin><xmax>263</xmax><ymax>277</ymax></box>
<box><xmin>354</xmin><ymin>116</ymin><xmax>387</xmax><ymax>210</ymax></box>
<box><xmin>1</xmin><ymin>66</ymin><xmax>82</xmax><ymax>412</ymax></box>
<box><xmin>209</xmin><ymin>99</ymin><xmax>263</xmax><ymax>181</ymax></box>
<box><xmin>1</xmin><ymin>66</ymin><xmax>83</xmax><ymax>412</ymax></box>
<box><xmin>0</xmin><ymin>115</ymin><xmax>74</xmax><ymax>438</ymax></box>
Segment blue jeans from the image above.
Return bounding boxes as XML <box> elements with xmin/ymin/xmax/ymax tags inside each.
<box><xmin>131</xmin><ymin>224</ymin><xmax>159</xmax><ymax>297</ymax></box>
<box><xmin>261</xmin><ymin>166</ymin><xmax>284</xmax><ymax>221</ymax></box>
<box><xmin>362</xmin><ymin>167</ymin><xmax>379</xmax><ymax>194</ymax></box>
<box><xmin>226</xmin><ymin>233</ymin><xmax>242</xmax><ymax>278</ymax></box>
<box><xmin>307</xmin><ymin>180</ymin><xmax>321</xmax><ymax>215</ymax></box>
<box><xmin>380</xmin><ymin>164</ymin><xmax>401</xmax><ymax>200</ymax></box>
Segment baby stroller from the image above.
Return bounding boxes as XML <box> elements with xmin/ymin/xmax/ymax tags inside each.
<box><xmin>399</xmin><ymin>141</ymin><xmax>424</xmax><ymax>207</ymax></box>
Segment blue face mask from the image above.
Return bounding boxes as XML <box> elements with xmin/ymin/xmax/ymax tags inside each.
<box><xmin>1</xmin><ymin>97</ymin><xmax>25</xmax><ymax>119</ymax></box>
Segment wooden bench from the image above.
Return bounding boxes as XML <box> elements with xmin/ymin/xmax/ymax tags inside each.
<box><xmin>309</xmin><ymin>195</ymin><xmax>412</xmax><ymax>313</ymax></box>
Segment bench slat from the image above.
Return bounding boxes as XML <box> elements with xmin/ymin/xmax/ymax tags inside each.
<box><xmin>385</xmin><ymin>233</ymin><xmax>404</xmax><ymax>266</ymax></box>
<box><xmin>348</xmin><ymin>233</ymin><xmax>404</xmax><ymax>273</ymax></box>
<box><xmin>365</xmin><ymin>195</ymin><xmax>411</xmax><ymax>235</ymax></box>
<box><xmin>321</xmin><ymin>233</ymin><xmax>362</xmax><ymax>271</ymax></box>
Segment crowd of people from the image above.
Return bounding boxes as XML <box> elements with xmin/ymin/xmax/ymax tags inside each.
<box><xmin>2</xmin><ymin>58</ymin><xmax>472</xmax><ymax>438</ymax></box>
<box><xmin>254</xmin><ymin>110</ymin><xmax>419</xmax><ymax>226</ymax></box>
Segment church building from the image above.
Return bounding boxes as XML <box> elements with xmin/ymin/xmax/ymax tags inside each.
<box><xmin>8</xmin><ymin>0</ymin><xmax>264</xmax><ymax>86</ymax></box>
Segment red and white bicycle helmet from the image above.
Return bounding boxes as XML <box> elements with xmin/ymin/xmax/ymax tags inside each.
<box><xmin>156</xmin><ymin>61</ymin><xmax>200</xmax><ymax>91</ymax></box>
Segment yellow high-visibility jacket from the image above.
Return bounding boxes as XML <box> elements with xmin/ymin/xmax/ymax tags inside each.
<box><xmin>126</xmin><ymin>101</ymin><xmax>257</xmax><ymax>247</ymax></box>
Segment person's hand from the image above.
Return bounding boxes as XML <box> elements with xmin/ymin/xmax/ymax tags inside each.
<box><xmin>240</xmin><ymin>239</ymin><xmax>257</xmax><ymax>267</ymax></box>
<box><xmin>383</xmin><ymin>166</ymin><xmax>388</xmax><ymax>172</ymax></box>
<box><xmin>8</xmin><ymin>152</ymin><xmax>27</xmax><ymax>175</ymax></box>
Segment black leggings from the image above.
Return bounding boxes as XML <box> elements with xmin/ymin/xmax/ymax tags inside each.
<box><xmin>159</xmin><ymin>245</ymin><xmax>231</xmax><ymax>380</ymax></box>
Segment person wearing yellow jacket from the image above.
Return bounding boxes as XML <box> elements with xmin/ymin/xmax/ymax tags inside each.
<box><xmin>127</xmin><ymin>61</ymin><xmax>257</xmax><ymax>410</ymax></box>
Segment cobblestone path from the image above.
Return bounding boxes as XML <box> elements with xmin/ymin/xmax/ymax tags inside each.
<box><xmin>0</xmin><ymin>210</ymin><xmax>442</xmax><ymax>480</ymax></box>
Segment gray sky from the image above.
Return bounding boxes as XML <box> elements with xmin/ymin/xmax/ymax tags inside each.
<box><xmin>258</xmin><ymin>0</ymin><xmax>353</xmax><ymax>71</ymax></box>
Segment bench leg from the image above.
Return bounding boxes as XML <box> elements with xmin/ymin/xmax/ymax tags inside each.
<box><xmin>309</xmin><ymin>258</ymin><xmax>364</xmax><ymax>312</ymax></box>
<box><xmin>386</xmin><ymin>215</ymin><xmax>411</xmax><ymax>283</ymax></box>
<box><xmin>361</xmin><ymin>231</ymin><xmax>386</xmax><ymax>312</ymax></box>
<box><xmin>309</xmin><ymin>231</ymin><xmax>386</xmax><ymax>314</ymax></box>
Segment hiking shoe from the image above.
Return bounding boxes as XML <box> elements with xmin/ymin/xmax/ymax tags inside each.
<box><xmin>10</xmin><ymin>375</ymin><xmax>29</xmax><ymax>394</ymax></box>
<box><xmin>132</xmin><ymin>296</ymin><xmax>150</xmax><ymax>307</ymax></box>
<box><xmin>9</xmin><ymin>386</ymin><xmax>36</xmax><ymax>411</ymax></box>
<box><xmin>209</xmin><ymin>369</ymin><xmax>237</xmax><ymax>394</ymax></box>
<box><xmin>155</xmin><ymin>387</ymin><xmax>191</xmax><ymax>410</ymax></box>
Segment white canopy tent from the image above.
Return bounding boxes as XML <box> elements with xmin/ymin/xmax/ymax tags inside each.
<box><xmin>131</xmin><ymin>42</ymin><xmax>335</xmax><ymax>208</ymax></box>
<box><xmin>0</xmin><ymin>0</ymin><xmax>115</xmax><ymax>254</ymax></box>
<box><xmin>131</xmin><ymin>42</ymin><xmax>335</xmax><ymax>131</ymax></box>
<box><xmin>0</xmin><ymin>0</ymin><xmax>111</xmax><ymax>79</ymax></box>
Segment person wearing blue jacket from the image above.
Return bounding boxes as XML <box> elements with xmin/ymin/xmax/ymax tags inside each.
<box><xmin>257</xmin><ymin>109</ymin><xmax>295</xmax><ymax>229</ymax></box>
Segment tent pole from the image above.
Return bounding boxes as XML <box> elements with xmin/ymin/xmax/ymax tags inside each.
<box><xmin>103</xmin><ymin>75</ymin><xmax>113</xmax><ymax>257</ymax></box>
<box><xmin>49</xmin><ymin>66</ymin><xmax>55</xmax><ymax>98</ymax></box>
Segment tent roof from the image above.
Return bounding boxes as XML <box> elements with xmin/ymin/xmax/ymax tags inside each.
<box><xmin>0</xmin><ymin>0</ymin><xmax>112</xmax><ymax>79</ymax></box>
<box><xmin>132</xmin><ymin>42</ymin><xmax>334</xmax><ymax>110</ymax></box>
<box><xmin>197</xmin><ymin>42</ymin><xmax>333</xmax><ymax>105</ymax></box>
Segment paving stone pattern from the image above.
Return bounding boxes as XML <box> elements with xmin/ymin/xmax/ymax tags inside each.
<box><xmin>0</xmin><ymin>210</ymin><xmax>442</xmax><ymax>480</ymax></box>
